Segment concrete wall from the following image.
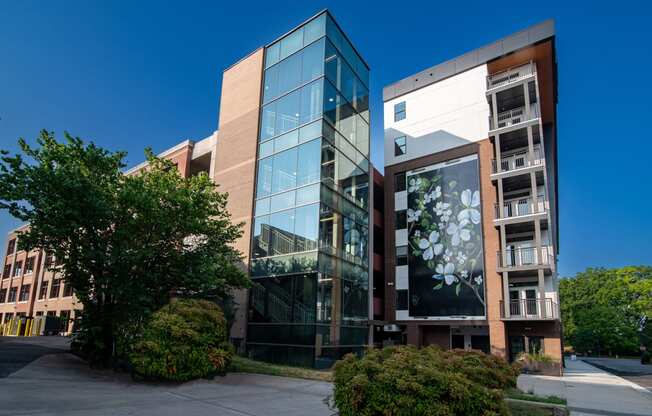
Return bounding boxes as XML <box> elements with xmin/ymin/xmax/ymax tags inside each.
<box><xmin>384</xmin><ymin>65</ymin><xmax>490</xmax><ymax>167</ymax></box>
<box><xmin>213</xmin><ymin>48</ymin><xmax>265</xmax><ymax>341</ymax></box>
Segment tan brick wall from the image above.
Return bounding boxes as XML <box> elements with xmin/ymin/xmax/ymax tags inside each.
<box><xmin>213</xmin><ymin>48</ymin><xmax>264</xmax><ymax>340</ymax></box>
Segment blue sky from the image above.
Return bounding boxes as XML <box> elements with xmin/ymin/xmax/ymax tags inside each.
<box><xmin>1</xmin><ymin>0</ymin><xmax>650</xmax><ymax>276</ymax></box>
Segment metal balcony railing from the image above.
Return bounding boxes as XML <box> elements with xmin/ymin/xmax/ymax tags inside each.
<box><xmin>489</xmin><ymin>104</ymin><xmax>540</xmax><ymax>130</ymax></box>
<box><xmin>494</xmin><ymin>197</ymin><xmax>546</xmax><ymax>219</ymax></box>
<box><xmin>487</xmin><ymin>63</ymin><xmax>535</xmax><ymax>90</ymax></box>
<box><xmin>492</xmin><ymin>148</ymin><xmax>543</xmax><ymax>173</ymax></box>
<box><xmin>497</xmin><ymin>246</ymin><xmax>553</xmax><ymax>268</ymax></box>
<box><xmin>500</xmin><ymin>298</ymin><xmax>558</xmax><ymax>320</ymax></box>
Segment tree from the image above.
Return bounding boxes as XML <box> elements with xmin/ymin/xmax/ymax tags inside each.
<box><xmin>0</xmin><ymin>131</ymin><xmax>250</xmax><ymax>364</ymax></box>
<box><xmin>560</xmin><ymin>266</ymin><xmax>652</xmax><ymax>356</ymax></box>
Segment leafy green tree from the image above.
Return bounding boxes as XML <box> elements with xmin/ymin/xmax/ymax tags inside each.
<box><xmin>560</xmin><ymin>266</ymin><xmax>652</xmax><ymax>356</ymax></box>
<box><xmin>0</xmin><ymin>131</ymin><xmax>250</xmax><ymax>364</ymax></box>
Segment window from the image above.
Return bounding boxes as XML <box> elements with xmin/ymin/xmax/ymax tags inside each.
<box><xmin>13</xmin><ymin>261</ymin><xmax>22</xmax><ymax>277</ymax></box>
<box><xmin>528</xmin><ymin>336</ymin><xmax>544</xmax><ymax>354</ymax></box>
<box><xmin>6</xmin><ymin>239</ymin><xmax>16</xmax><ymax>256</ymax></box>
<box><xmin>296</xmin><ymin>139</ymin><xmax>321</xmax><ymax>186</ymax></box>
<box><xmin>35</xmin><ymin>311</ymin><xmax>43</xmax><ymax>316</ymax></box>
<box><xmin>396</xmin><ymin>245</ymin><xmax>408</xmax><ymax>266</ymax></box>
<box><xmin>49</xmin><ymin>279</ymin><xmax>61</xmax><ymax>299</ymax></box>
<box><xmin>394</xmin><ymin>172</ymin><xmax>406</xmax><ymax>192</ymax></box>
<box><xmin>394</xmin><ymin>101</ymin><xmax>406</xmax><ymax>122</ymax></box>
<box><xmin>2</xmin><ymin>264</ymin><xmax>10</xmax><ymax>279</ymax></box>
<box><xmin>394</xmin><ymin>136</ymin><xmax>406</xmax><ymax>156</ymax></box>
<box><xmin>39</xmin><ymin>281</ymin><xmax>48</xmax><ymax>300</ymax></box>
<box><xmin>294</xmin><ymin>204</ymin><xmax>319</xmax><ymax>252</ymax></box>
<box><xmin>47</xmin><ymin>311</ymin><xmax>56</xmax><ymax>317</ymax></box>
<box><xmin>0</xmin><ymin>289</ymin><xmax>6</xmax><ymax>303</ymax></box>
<box><xmin>63</xmin><ymin>283</ymin><xmax>74</xmax><ymax>297</ymax></box>
<box><xmin>396</xmin><ymin>289</ymin><xmax>408</xmax><ymax>310</ymax></box>
<box><xmin>44</xmin><ymin>253</ymin><xmax>54</xmax><ymax>268</ymax></box>
<box><xmin>19</xmin><ymin>284</ymin><xmax>30</xmax><ymax>302</ymax></box>
<box><xmin>396</xmin><ymin>210</ymin><xmax>407</xmax><ymax>229</ymax></box>
<box><xmin>7</xmin><ymin>287</ymin><xmax>17</xmax><ymax>302</ymax></box>
<box><xmin>4</xmin><ymin>313</ymin><xmax>13</xmax><ymax>323</ymax></box>
<box><xmin>25</xmin><ymin>257</ymin><xmax>35</xmax><ymax>275</ymax></box>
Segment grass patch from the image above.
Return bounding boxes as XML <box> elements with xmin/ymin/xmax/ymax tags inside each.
<box><xmin>506</xmin><ymin>388</ymin><xmax>566</xmax><ymax>405</ymax></box>
<box><xmin>230</xmin><ymin>356</ymin><xmax>333</xmax><ymax>382</ymax></box>
<box><xmin>508</xmin><ymin>400</ymin><xmax>565</xmax><ymax>416</ymax></box>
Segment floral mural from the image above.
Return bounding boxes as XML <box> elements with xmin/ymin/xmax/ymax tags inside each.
<box><xmin>406</xmin><ymin>155</ymin><xmax>486</xmax><ymax>318</ymax></box>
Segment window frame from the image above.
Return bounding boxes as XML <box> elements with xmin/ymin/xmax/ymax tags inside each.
<box><xmin>394</xmin><ymin>101</ymin><xmax>406</xmax><ymax>122</ymax></box>
<box><xmin>394</xmin><ymin>135</ymin><xmax>406</xmax><ymax>156</ymax></box>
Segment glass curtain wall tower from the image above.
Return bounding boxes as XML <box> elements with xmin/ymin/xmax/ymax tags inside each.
<box><xmin>247</xmin><ymin>11</ymin><xmax>371</xmax><ymax>368</ymax></box>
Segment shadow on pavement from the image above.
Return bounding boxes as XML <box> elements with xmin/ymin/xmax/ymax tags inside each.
<box><xmin>0</xmin><ymin>336</ymin><xmax>70</xmax><ymax>378</ymax></box>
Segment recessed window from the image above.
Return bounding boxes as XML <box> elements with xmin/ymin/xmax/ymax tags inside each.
<box><xmin>49</xmin><ymin>279</ymin><xmax>61</xmax><ymax>299</ymax></box>
<box><xmin>39</xmin><ymin>281</ymin><xmax>48</xmax><ymax>300</ymax></box>
<box><xmin>2</xmin><ymin>265</ymin><xmax>10</xmax><ymax>279</ymax></box>
<box><xmin>13</xmin><ymin>261</ymin><xmax>22</xmax><ymax>277</ymax></box>
<box><xmin>19</xmin><ymin>284</ymin><xmax>30</xmax><ymax>302</ymax></box>
<box><xmin>394</xmin><ymin>101</ymin><xmax>406</xmax><ymax>122</ymax></box>
<box><xmin>396</xmin><ymin>210</ymin><xmax>407</xmax><ymax>230</ymax></box>
<box><xmin>0</xmin><ymin>289</ymin><xmax>6</xmax><ymax>303</ymax></box>
<box><xmin>25</xmin><ymin>257</ymin><xmax>35</xmax><ymax>275</ymax></box>
<box><xmin>396</xmin><ymin>289</ymin><xmax>408</xmax><ymax>310</ymax></box>
<box><xmin>396</xmin><ymin>245</ymin><xmax>408</xmax><ymax>266</ymax></box>
<box><xmin>394</xmin><ymin>136</ymin><xmax>406</xmax><ymax>156</ymax></box>
<box><xmin>7</xmin><ymin>287</ymin><xmax>17</xmax><ymax>302</ymax></box>
<box><xmin>63</xmin><ymin>283</ymin><xmax>74</xmax><ymax>298</ymax></box>
<box><xmin>394</xmin><ymin>172</ymin><xmax>406</xmax><ymax>192</ymax></box>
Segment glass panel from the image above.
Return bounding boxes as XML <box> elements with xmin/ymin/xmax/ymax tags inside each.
<box><xmin>299</xmin><ymin>120</ymin><xmax>322</xmax><ymax>143</ymax></box>
<box><xmin>356</xmin><ymin>115</ymin><xmax>369</xmax><ymax>157</ymax></box>
<box><xmin>274</xmin><ymin>129</ymin><xmax>298</xmax><ymax>154</ymax></box>
<box><xmin>296</xmin><ymin>183</ymin><xmax>320</xmax><ymax>205</ymax></box>
<box><xmin>300</xmin><ymin>79</ymin><xmax>324</xmax><ymax>125</ymax></box>
<box><xmin>271</xmin><ymin>147</ymin><xmax>297</xmax><ymax>194</ymax></box>
<box><xmin>340</xmin><ymin>60</ymin><xmax>355</xmax><ymax>103</ymax></box>
<box><xmin>295</xmin><ymin>204</ymin><xmax>319</xmax><ymax>252</ymax></box>
<box><xmin>260</xmin><ymin>102</ymin><xmax>276</xmax><ymax>141</ymax></box>
<box><xmin>323</xmin><ymin>80</ymin><xmax>339</xmax><ymax>127</ymax></box>
<box><xmin>277</xmin><ymin>52</ymin><xmax>302</xmax><ymax>96</ymax></box>
<box><xmin>256</xmin><ymin>157</ymin><xmax>273</xmax><ymax>198</ymax></box>
<box><xmin>280</xmin><ymin>27</ymin><xmax>304</xmax><ymax>60</ymax></box>
<box><xmin>301</xmin><ymin>38</ymin><xmax>325</xmax><ymax>83</ymax></box>
<box><xmin>255</xmin><ymin>198</ymin><xmax>270</xmax><ymax>217</ymax></box>
<box><xmin>275</xmin><ymin>90</ymin><xmax>300</xmax><ymax>135</ymax></box>
<box><xmin>297</xmin><ymin>139</ymin><xmax>321</xmax><ymax>187</ymax></box>
<box><xmin>265</xmin><ymin>42</ymin><xmax>280</xmax><ymax>68</ymax></box>
<box><xmin>270</xmin><ymin>209</ymin><xmax>295</xmax><ymax>255</ymax></box>
<box><xmin>252</xmin><ymin>215</ymin><xmax>270</xmax><ymax>258</ymax></box>
<box><xmin>259</xmin><ymin>140</ymin><xmax>274</xmax><ymax>159</ymax></box>
<box><xmin>270</xmin><ymin>190</ymin><xmax>295</xmax><ymax>213</ymax></box>
<box><xmin>317</xmin><ymin>277</ymin><xmax>333</xmax><ymax>323</ymax></box>
<box><xmin>263</xmin><ymin>64</ymin><xmax>279</xmax><ymax>103</ymax></box>
<box><xmin>303</xmin><ymin>13</ymin><xmax>326</xmax><ymax>45</ymax></box>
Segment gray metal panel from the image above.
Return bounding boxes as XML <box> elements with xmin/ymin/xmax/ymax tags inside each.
<box><xmin>383</xmin><ymin>19</ymin><xmax>555</xmax><ymax>102</ymax></box>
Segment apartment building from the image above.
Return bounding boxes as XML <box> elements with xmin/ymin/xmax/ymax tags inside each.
<box><xmin>382</xmin><ymin>20</ymin><xmax>562</xmax><ymax>373</ymax></box>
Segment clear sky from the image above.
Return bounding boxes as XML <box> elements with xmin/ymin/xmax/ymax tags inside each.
<box><xmin>1</xmin><ymin>0</ymin><xmax>650</xmax><ymax>277</ymax></box>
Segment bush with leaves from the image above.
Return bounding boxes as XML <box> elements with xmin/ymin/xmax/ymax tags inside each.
<box><xmin>331</xmin><ymin>346</ymin><xmax>518</xmax><ymax>416</ymax></box>
<box><xmin>129</xmin><ymin>299</ymin><xmax>233</xmax><ymax>381</ymax></box>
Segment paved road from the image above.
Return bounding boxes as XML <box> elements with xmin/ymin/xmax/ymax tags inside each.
<box><xmin>0</xmin><ymin>337</ymin><xmax>333</xmax><ymax>416</ymax></box>
<box><xmin>0</xmin><ymin>336</ymin><xmax>70</xmax><ymax>378</ymax></box>
<box><xmin>583</xmin><ymin>357</ymin><xmax>652</xmax><ymax>391</ymax></box>
<box><xmin>518</xmin><ymin>359</ymin><xmax>652</xmax><ymax>416</ymax></box>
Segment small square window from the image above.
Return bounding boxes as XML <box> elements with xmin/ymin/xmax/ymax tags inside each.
<box><xmin>394</xmin><ymin>136</ymin><xmax>406</xmax><ymax>156</ymax></box>
<box><xmin>394</xmin><ymin>101</ymin><xmax>406</xmax><ymax>122</ymax></box>
<box><xmin>396</xmin><ymin>245</ymin><xmax>408</xmax><ymax>266</ymax></box>
<box><xmin>396</xmin><ymin>210</ymin><xmax>407</xmax><ymax>229</ymax></box>
<box><xmin>394</xmin><ymin>172</ymin><xmax>406</xmax><ymax>192</ymax></box>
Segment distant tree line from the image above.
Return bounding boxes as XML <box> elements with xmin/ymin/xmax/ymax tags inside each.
<box><xmin>560</xmin><ymin>266</ymin><xmax>652</xmax><ymax>356</ymax></box>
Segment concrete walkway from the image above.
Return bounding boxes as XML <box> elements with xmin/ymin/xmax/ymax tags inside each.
<box><xmin>518</xmin><ymin>359</ymin><xmax>652</xmax><ymax>416</ymax></box>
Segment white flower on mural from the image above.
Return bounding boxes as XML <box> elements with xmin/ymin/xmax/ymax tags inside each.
<box><xmin>434</xmin><ymin>201</ymin><xmax>452</xmax><ymax>222</ymax></box>
<box><xmin>474</xmin><ymin>275</ymin><xmax>483</xmax><ymax>285</ymax></box>
<box><xmin>446</xmin><ymin>221</ymin><xmax>471</xmax><ymax>247</ymax></box>
<box><xmin>433</xmin><ymin>262</ymin><xmax>457</xmax><ymax>285</ymax></box>
<box><xmin>458</xmin><ymin>189</ymin><xmax>481</xmax><ymax>225</ymax></box>
<box><xmin>408</xmin><ymin>177</ymin><xmax>422</xmax><ymax>193</ymax></box>
<box><xmin>407</xmin><ymin>208</ymin><xmax>422</xmax><ymax>223</ymax></box>
<box><xmin>424</xmin><ymin>186</ymin><xmax>442</xmax><ymax>203</ymax></box>
<box><xmin>418</xmin><ymin>231</ymin><xmax>444</xmax><ymax>261</ymax></box>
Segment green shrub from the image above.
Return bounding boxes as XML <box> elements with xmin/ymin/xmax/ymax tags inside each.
<box><xmin>332</xmin><ymin>346</ymin><xmax>516</xmax><ymax>416</ymax></box>
<box><xmin>129</xmin><ymin>299</ymin><xmax>232</xmax><ymax>381</ymax></box>
<box><xmin>642</xmin><ymin>351</ymin><xmax>651</xmax><ymax>365</ymax></box>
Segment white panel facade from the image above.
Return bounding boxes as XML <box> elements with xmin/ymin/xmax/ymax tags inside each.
<box><xmin>384</xmin><ymin>64</ymin><xmax>490</xmax><ymax>167</ymax></box>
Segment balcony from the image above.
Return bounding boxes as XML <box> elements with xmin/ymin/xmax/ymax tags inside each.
<box><xmin>495</xmin><ymin>197</ymin><xmax>546</xmax><ymax>220</ymax></box>
<box><xmin>492</xmin><ymin>149</ymin><xmax>543</xmax><ymax>174</ymax></box>
<box><xmin>500</xmin><ymin>298</ymin><xmax>558</xmax><ymax>320</ymax></box>
<box><xmin>487</xmin><ymin>63</ymin><xmax>535</xmax><ymax>91</ymax></box>
<box><xmin>489</xmin><ymin>104</ymin><xmax>539</xmax><ymax>131</ymax></box>
<box><xmin>497</xmin><ymin>246</ymin><xmax>553</xmax><ymax>270</ymax></box>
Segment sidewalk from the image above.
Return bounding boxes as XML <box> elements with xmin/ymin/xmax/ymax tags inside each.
<box><xmin>518</xmin><ymin>359</ymin><xmax>652</xmax><ymax>416</ymax></box>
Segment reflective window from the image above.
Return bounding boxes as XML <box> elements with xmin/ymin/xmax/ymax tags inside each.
<box><xmin>265</xmin><ymin>42</ymin><xmax>280</xmax><ymax>68</ymax></box>
<box><xmin>301</xmin><ymin>39</ymin><xmax>325</xmax><ymax>83</ymax></box>
<box><xmin>394</xmin><ymin>101</ymin><xmax>406</xmax><ymax>122</ymax></box>
<box><xmin>256</xmin><ymin>157</ymin><xmax>273</xmax><ymax>198</ymax></box>
<box><xmin>271</xmin><ymin>147</ymin><xmax>297</xmax><ymax>194</ymax></box>
<box><xmin>296</xmin><ymin>183</ymin><xmax>320</xmax><ymax>205</ymax></box>
<box><xmin>270</xmin><ymin>190</ymin><xmax>296</xmax><ymax>213</ymax></box>
<box><xmin>394</xmin><ymin>136</ymin><xmax>406</xmax><ymax>156</ymax></box>
<box><xmin>280</xmin><ymin>27</ymin><xmax>304</xmax><ymax>60</ymax></box>
<box><xmin>277</xmin><ymin>52</ymin><xmax>302</xmax><ymax>96</ymax></box>
<box><xmin>275</xmin><ymin>90</ymin><xmax>300</xmax><ymax>135</ymax></box>
<box><xmin>259</xmin><ymin>140</ymin><xmax>273</xmax><ymax>159</ymax></box>
<box><xmin>295</xmin><ymin>204</ymin><xmax>319</xmax><ymax>251</ymax></box>
<box><xmin>300</xmin><ymin>79</ymin><xmax>323</xmax><ymax>125</ymax></box>
<box><xmin>270</xmin><ymin>210</ymin><xmax>296</xmax><ymax>255</ymax></box>
<box><xmin>255</xmin><ymin>198</ymin><xmax>270</xmax><ymax>217</ymax></box>
<box><xmin>274</xmin><ymin>130</ymin><xmax>298</xmax><ymax>154</ymax></box>
<box><xmin>297</xmin><ymin>139</ymin><xmax>321</xmax><ymax>186</ymax></box>
<box><xmin>299</xmin><ymin>120</ymin><xmax>322</xmax><ymax>143</ymax></box>
<box><xmin>263</xmin><ymin>64</ymin><xmax>279</xmax><ymax>103</ymax></box>
<box><xmin>260</xmin><ymin>103</ymin><xmax>276</xmax><ymax>141</ymax></box>
<box><xmin>304</xmin><ymin>13</ymin><xmax>326</xmax><ymax>45</ymax></box>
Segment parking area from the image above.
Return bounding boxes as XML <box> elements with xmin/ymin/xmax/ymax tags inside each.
<box><xmin>0</xmin><ymin>336</ymin><xmax>333</xmax><ymax>416</ymax></box>
<box><xmin>583</xmin><ymin>357</ymin><xmax>652</xmax><ymax>391</ymax></box>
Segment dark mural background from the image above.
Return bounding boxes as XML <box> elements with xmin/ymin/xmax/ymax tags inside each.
<box><xmin>406</xmin><ymin>155</ymin><xmax>486</xmax><ymax>317</ymax></box>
